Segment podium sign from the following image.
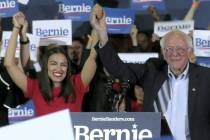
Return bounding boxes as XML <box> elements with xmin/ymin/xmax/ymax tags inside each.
<box><xmin>2</xmin><ymin>111</ymin><xmax>161</xmax><ymax>140</ymax></box>
<box><xmin>71</xmin><ymin>112</ymin><xmax>161</xmax><ymax>140</ymax></box>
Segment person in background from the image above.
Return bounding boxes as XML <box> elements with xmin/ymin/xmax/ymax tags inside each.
<box><xmin>129</xmin><ymin>25</ymin><xmax>160</xmax><ymax>53</ymax></box>
<box><xmin>4</xmin><ymin>12</ymin><xmax>97</xmax><ymax>116</ymax></box>
<box><xmin>151</xmin><ymin>0</ymin><xmax>200</xmax><ymax>63</ymax></box>
<box><xmin>131</xmin><ymin>85</ymin><xmax>144</xmax><ymax>112</ymax></box>
<box><xmin>80</xmin><ymin>21</ymin><xmax>133</xmax><ymax>112</ymax></box>
<box><xmin>129</xmin><ymin>5</ymin><xmax>165</xmax><ymax>54</ymax></box>
<box><xmin>0</xmin><ymin>18</ymin><xmax>28</xmax><ymax>127</ymax></box>
<box><xmin>91</xmin><ymin>6</ymin><xmax>210</xmax><ymax>140</ymax></box>
<box><xmin>184</xmin><ymin>0</ymin><xmax>199</xmax><ymax>63</ymax></box>
<box><xmin>183</xmin><ymin>0</ymin><xmax>200</xmax><ymax>21</ymax></box>
<box><xmin>67</xmin><ymin>37</ymin><xmax>85</xmax><ymax>74</ymax></box>
<box><xmin>147</xmin><ymin>6</ymin><xmax>161</xmax><ymax>22</ymax></box>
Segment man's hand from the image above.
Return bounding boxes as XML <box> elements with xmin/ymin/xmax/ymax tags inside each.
<box><xmin>90</xmin><ymin>4</ymin><xmax>108</xmax><ymax>47</ymax></box>
<box><xmin>13</xmin><ymin>12</ymin><xmax>25</xmax><ymax>28</ymax></box>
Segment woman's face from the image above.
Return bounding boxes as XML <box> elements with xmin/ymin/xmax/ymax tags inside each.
<box><xmin>47</xmin><ymin>53</ymin><xmax>68</xmax><ymax>87</ymax></box>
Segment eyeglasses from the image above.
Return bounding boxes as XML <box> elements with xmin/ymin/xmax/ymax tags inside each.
<box><xmin>164</xmin><ymin>46</ymin><xmax>189</xmax><ymax>56</ymax></box>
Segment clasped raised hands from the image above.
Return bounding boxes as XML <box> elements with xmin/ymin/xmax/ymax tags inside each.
<box><xmin>90</xmin><ymin>4</ymin><xmax>108</xmax><ymax>47</ymax></box>
<box><xmin>13</xmin><ymin>12</ymin><xmax>28</xmax><ymax>39</ymax></box>
<box><xmin>13</xmin><ymin>12</ymin><xmax>25</xmax><ymax>28</ymax></box>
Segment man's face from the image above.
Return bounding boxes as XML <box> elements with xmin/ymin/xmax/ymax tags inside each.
<box><xmin>137</xmin><ymin>33</ymin><xmax>149</xmax><ymax>49</ymax></box>
<box><xmin>163</xmin><ymin>34</ymin><xmax>191</xmax><ymax>74</ymax></box>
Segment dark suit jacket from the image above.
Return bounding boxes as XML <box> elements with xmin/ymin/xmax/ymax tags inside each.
<box><xmin>98</xmin><ymin>42</ymin><xmax>210</xmax><ymax>140</ymax></box>
<box><xmin>0</xmin><ymin>63</ymin><xmax>28</xmax><ymax>127</ymax></box>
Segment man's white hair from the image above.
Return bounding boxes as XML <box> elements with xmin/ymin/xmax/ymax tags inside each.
<box><xmin>160</xmin><ymin>30</ymin><xmax>193</xmax><ymax>49</ymax></box>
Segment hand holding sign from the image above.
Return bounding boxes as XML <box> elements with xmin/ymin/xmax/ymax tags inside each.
<box><xmin>148</xmin><ymin>6</ymin><xmax>158</xmax><ymax>16</ymax></box>
<box><xmin>130</xmin><ymin>25</ymin><xmax>138</xmax><ymax>46</ymax></box>
<box><xmin>92</xmin><ymin>4</ymin><xmax>103</xmax><ymax>20</ymax></box>
<box><xmin>130</xmin><ymin>25</ymin><xmax>138</xmax><ymax>39</ymax></box>
<box><xmin>192</xmin><ymin>0</ymin><xmax>200</xmax><ymax>9</ymax></box>
<box><xmin>148</xmin><ymin>6</ymin><xmax>160</xmax><ymax>21</ymax></box>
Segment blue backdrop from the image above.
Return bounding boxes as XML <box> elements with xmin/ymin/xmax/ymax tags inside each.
<box><xmin>1</xmin><ymin>0</ymin><xmax>210</xmax><ymax>36</ymax></box>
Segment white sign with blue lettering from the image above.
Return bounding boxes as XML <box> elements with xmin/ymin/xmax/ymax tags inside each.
<box><xmin>0</xmin><ymin>0</ymin><xmax>19</xmax><ymax>18</ymax></box>
<box><xmin>9</xmin><ymin>100</ymin><xmax>35</xmax><ymax>124</ymax></box>
<box><xmin>118</xmin><ymin>53</ymin><xmax>159</xmax><ymax>64</ymax></box>
<box><xmin>104</xmin><ymin>8</ymin><xmax>135</xmax><ymax>34</ymax></box>
<box><xmin>130</xmin><ymin>0</ymin><xmax>166</xmax><ymax>12</ymax></box>
<box><xmin>1</xmin><ymin>109</ymin><xmax>74</xmax><ymax>140</ymax></box>
<box><xmin>56</xmin><ymin>0</ymin><xmax>93</xmax><ymax>21</ymax></box>
<box><xmin>193</xmin><ymin>30</ymin><xmax>210</xmax><ymax>57</ymax></box>
<box><xmin>154</xmin><ymin>20</ymin><xmax>194</xmax><ymax>37</ymax></box>
<box><xmin>32</xmin><ymin>19</ymin><xmax>72</xmax><ymax>46</ymax></box>
<box><xmin>0</xmin><ymin>31</ymin><xmax>20</xmax><ymax>58</ymax></box>
<box><xmin>27</xmin><ymin>34</ymin><xmax>40</xmax><ymax>61</ymax></box>
<box><xmin>0</xmin><ymin>32</ymin><xmax>40</xmax><ymax>61</ymax></box>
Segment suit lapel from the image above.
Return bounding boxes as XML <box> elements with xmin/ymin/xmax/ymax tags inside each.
<box><xmin>188</xmin><ymin>63</ymin><xmax>199</xmax><ymax>117</ymax></box>
<box><xmin>153</xmin><ymin>65</ymin><xmax>168</xmax><ymax>97</ymax></box>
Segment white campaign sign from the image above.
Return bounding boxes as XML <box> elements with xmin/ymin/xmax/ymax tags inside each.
<box><xmin>193</xmin><ymin>30</ymin><xmax>210</xmax><ymax>57</ymax></box>
<box><xmin>154</xmin><ymin>20</ymin><xmax>194</xmax><ymax>37</ymax></box>
<box><xmin>32</xmin><ymin>19</ymin><xmax>72</xmax><ymax>46</ymax></box>
<box><xmin>0</xmin><ymin>32</ymin><xmax>40</xmax><ymax>61</ymax></box>
<box><xmin>0</xmin><ymin>31</ymin><xmax>20</xmax><ymax>58</ymax></box>
<box><xmin>118</xmin><ymin>53</ymin><xmax>159</xmax><ymax>64</ymax></box>
<box><xmin>27</xmin><ymin>34</ymin><xmax>40</xmax><ymax>61</ymax></box>
<box><xmin>0</xmin><ymin>109</ymin><xmax>74</xmax><ymax>140</ymax></box>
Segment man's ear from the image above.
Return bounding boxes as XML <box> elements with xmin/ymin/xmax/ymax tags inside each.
<box><xmin>188</xmin><ymin>48</ymin><xmax>193</xmax><ymax>56</ymax></box>
<box><xmin>188</xmin><ymin>48</ymin><xmax>196</xmax><ymax>63</ymax></box>
<box><xmin>161</xmin><ymin>48</ymin><xmax>166</xmax><ymax>60</ymax></box>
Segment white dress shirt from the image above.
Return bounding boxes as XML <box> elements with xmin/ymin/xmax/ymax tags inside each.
<box><xmin>165</xmin><ymin>63</ymin><xmax>189</xmax><ymax>140</ymax></box>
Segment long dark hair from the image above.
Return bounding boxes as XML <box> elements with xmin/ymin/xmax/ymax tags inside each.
<box><xmin>37</xmin><ymin>45</ymin><xmax>75</xmax><ymax>103</ymax></box>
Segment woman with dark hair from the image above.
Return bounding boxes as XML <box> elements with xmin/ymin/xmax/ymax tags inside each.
<box><xmin>4</xmin><ymin>12</ymin><xmax>97</xmax><ymax>116</ymax></box>
<box><xmin>36</xmin><ymin>46</ymin><xmax>75</xmax><ymax>103</ymax></box>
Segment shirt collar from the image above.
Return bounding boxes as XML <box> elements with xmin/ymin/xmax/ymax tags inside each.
<box><xmin>168</xmin><ymin>63</ymin><xmax>189</xmax><ymax>80</ymax></box>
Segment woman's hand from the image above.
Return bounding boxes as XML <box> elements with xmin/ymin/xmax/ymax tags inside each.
<box><xmin>13</xmin><ymin>12</ymin><xmax>25</xmax><ymax>28</ymax></box>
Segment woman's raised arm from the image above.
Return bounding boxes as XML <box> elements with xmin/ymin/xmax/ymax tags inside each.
<box><xmin>4</xmin><ymin>12</ymin><xmax>27</xmax><ymax>93</ymax></box>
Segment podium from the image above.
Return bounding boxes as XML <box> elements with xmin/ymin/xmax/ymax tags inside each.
<box><xmin>1</xmin><ymin>110</ymin><xmax>161</xmax><ymax>140</ymax></box>
<box><xmin>71</xmin><ymin>112</ymin><xmax>161</xmax><ymax>140</ymax></box>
